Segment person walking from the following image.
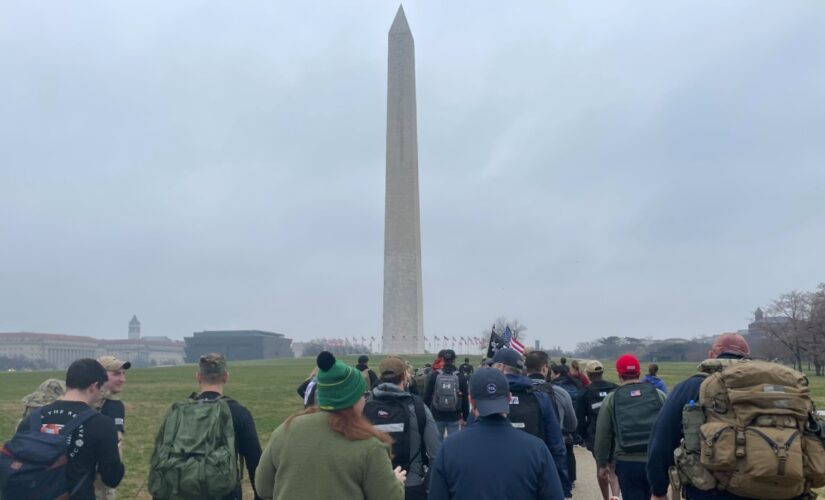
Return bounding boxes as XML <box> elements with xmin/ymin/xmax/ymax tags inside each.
<box><xmin>525</xmin><ymin>351</ymin><xmax>577</xmax><ymax>495</ymax></box>
<box><xmin>647</xmin><ymin>333</ymin><xmax>823</xmax><ymax>500</ymax></box>
<box><xmin>593</xmin><ymin>354</ymin><xmax>666</xmax><ymax>500</ymax></box>
<box><xmin>428</xmin><ymin>368</ymin><xmax>564</xmax><ymax>500</ymax></box>
<box><xmin>12</xmin><ymin>359</ymin><xmax>125</xmax><ymax>500</ymax></box>
<box><xmin>642</xmin><ymin>363</ymin><xmax>668</xmax><ymax>394</ymax></box>
<box><xmin>255</xmin><ymin>352</ymin><xmax>405</xmax><ymax>500</ymax></box>
<box><xmin>94</xmin><ymin>356</ymin><xmax>131</xmax><ymax>500</ymax></box>
<box><xmin>149</xmin><ymin>353</ymin><xmax>263</xmax><ymax>500</ymax></box>
<box><xmin>568</xmin><ymin>360</ymin><xmax>590</xmax><ymax>387</ymax></box>
<box><xmin>489</xmin><ymin>349</ymin><xmax>571</xmax><ymax>498</ymax></box>
<box><xmin>365</xmin><ymin>355</ymin><xmax>441</xmax><ymax>500</ymax></box>
<box><xmin>424</xmin><ymin>349</ymin><xmax>469</xmax><ymax>440</ymax></box>
<box><xmin>356</xmin><ymin>354</ymin><xmax>379</xmax><ymax>389</ymax></box>
<box><xmin>576</xmin><ymin>361</ymin><xmax>620</xmax><ymax>500</ymax></box>
<box><xmin>457</xmin><ymin>357</ymin><xmax>474</xmax><ymax>379</ymax></box>
<box><xmin>549</xmin><ymin>363</ymin><xmax>584</xmax><ymax>489</ymax></box>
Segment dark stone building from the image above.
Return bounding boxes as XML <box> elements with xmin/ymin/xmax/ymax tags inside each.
<box><xmin>184</xmin><ymin>330</ymin><xmax>292</xmax><ymax>363</ymax></box>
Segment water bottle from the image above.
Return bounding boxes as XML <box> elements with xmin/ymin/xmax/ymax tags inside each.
<box><xmin>683</xmin><ymin>400</ymin><xmax>703</xmax><ymax>453</ymax></box>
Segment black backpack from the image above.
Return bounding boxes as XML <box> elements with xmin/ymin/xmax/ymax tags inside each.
<box><xmin>552</xmin><ymin>376</ymin><xmax>582</xmax><ymax>403</ymax></box>
<box><xmin>364</xmin><ymin>395</ymin><xmax>428</xmax><ymax>468</ymax></box>
<box><xmin>612</xmin><ymin>382</ymin><xmax>663</xmax><ymax>454</ymax></box>
<box><xmin>508</xmin><ymin>387</ymin><xmax>545</xmax><ymax>440</ymax></box>
<box><xmin>0</xmin><ymin>408</ymin><xmax>98</xmax><ymax>500</ymax></box>
<box><xmin>582</xmin><ymin>382</ymin><xmax>618</xmax><ymax>448</ymax></box>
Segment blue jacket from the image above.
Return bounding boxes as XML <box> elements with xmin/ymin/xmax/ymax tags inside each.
<box><xmin>428</xmin><ymin>415</ymin><xmax>564</xmax><ymax>500</ymax></box>
<box><xmin>646</xmin><ymin>355</ymin><xmax>762</xmax><ymax>500</ymax></box>
<box><xmin>643</xmin><ymin>374</ymin><xmax>668</xmax><ymax>394</ymax></box>
<box><xmin>508</xmin><ymin>374</ymin><xmax>570</xmax><ymax>495</ymax></box>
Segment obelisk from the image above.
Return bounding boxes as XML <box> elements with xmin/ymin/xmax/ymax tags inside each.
<box><xmin>383</xmin><ymin>5</ymin><xmax>424</xmax><ymax>354</ymax></box>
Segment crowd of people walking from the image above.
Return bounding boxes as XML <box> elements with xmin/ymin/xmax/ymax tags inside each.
<box><xmin>1</xmin><ymin>332</ymin><xmax>824</xmax><ymax>500</ymax></box>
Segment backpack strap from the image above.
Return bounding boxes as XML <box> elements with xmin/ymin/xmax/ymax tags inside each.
<box><xmin>411</xmin><ymin>395</ymin><xmax>428</xmax><ymax>466</ymax></box>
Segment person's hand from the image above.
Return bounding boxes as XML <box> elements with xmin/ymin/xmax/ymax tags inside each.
<box><xmin>459</xmin><ymin>419</ymin><xmax>465</xmax><ymax>430</ymax></box>
<box><xmin>598</xmin><ymin>467</ymin><xmax>610</xmax><ymax>481</ymax></box>
<box><xmin>394</xmin><ymin>466</ymin><xmax>407</xmax><ymax>484</ymax></box>
<box><xmin>651</xmin><ymin>496</ymin><xmax>669</xmax><ymax>500</ymax></box>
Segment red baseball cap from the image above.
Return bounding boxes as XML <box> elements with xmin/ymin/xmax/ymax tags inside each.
<box><xmin>615</xmin><ymin>354</ymin><xmax>641</xmax><ymax>378</ymax></box>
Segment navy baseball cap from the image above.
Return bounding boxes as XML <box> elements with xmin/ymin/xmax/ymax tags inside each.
<box><xmin>469</xmin><ymin>368</ymin><xmax>510</xmax><ymax>417</ymax></box>
<box><xmin>491</xmin><ymin>348</ymin><xmax>524</xmax><ymax>370</ymax></box>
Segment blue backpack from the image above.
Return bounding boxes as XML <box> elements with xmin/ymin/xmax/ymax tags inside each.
<box><xmin>0</xmin><ymin>408</ymin><xmax>97</xmax><ymax>500</ymax></box>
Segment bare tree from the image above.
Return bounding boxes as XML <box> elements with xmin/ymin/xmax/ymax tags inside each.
<box><xmin>761</xmin><ymin>290</ymin><xmax>812</xmax><ymax>372</ymax></box>
<box><xmin>805</xmin><ymin>283</ymin><xmax>825</xmax><ymax>375</ymax></box>
<box><xmin>481</xmin><ymin>316</ymin><xmax>529</xmax><ymax>341</ymax></box>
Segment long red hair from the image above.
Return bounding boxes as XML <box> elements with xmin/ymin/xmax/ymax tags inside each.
<box><xmin>284</xmin><ymin>406</ymin><xmax>392</xmax><ymax>448</ymax></box>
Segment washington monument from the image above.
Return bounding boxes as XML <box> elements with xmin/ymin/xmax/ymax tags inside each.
<box><xmin>382</xmin><ymin>5</ymin><xmax>424</xmax><ymax>354</ymax></box>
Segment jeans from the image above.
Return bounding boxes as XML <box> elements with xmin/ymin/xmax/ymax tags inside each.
<box><xmin>435</xmin><ymin>420</ymin><xmax>460</xmax><ymax>441</ymax></box>
<box><xmin>615</xmin><ymin>460</ymin><xmax>650</xmax><ymax>500</ymax></box>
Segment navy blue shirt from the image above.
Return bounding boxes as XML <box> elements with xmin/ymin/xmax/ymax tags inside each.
<box><xmin>429</xmin><ymin>415</ymin><xmax>564</xmax><ymax>500</ymax></box>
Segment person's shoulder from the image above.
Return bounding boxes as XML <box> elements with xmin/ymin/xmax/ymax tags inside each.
<box><xmin>223</xmin><ymin>397</ymin><xmax>253</xmax><ymax>417</ymax></box>
<box><xmin>552</xmin><ymin>385</ymin><xmax>572</xmax><ymax>399</ymax></box>
<box><xmin>101</xmin><ymin>398</ymin><xmax>125</xmax><ymax>413</ymax></box>
<box><xmin>86</xmin><ymin>411</ymin><xmax>117</xmax><ymax>433</ymax></box>
<box><xmin>672</xmin><ymin>374</ymin><xmax>704</xmax><ymax>394</ymax></box>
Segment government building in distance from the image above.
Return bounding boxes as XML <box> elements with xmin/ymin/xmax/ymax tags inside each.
<box><xmin>0</xmin><ymin>316</ymin><xmax>185</xmax><ymax>369</ymax></box>
<box><xmin>183</xmin><ymin>330</ymin><xmax>293</xmax><ymax>363</ymax></box>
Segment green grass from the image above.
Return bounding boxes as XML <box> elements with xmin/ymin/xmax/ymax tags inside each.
<box><xmin>0</xmin><ymin>356</ymin><xmax>823</xmax><ymax>498</ymax></box>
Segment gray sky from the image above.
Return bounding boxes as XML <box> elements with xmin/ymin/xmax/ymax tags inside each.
<box><xmin>2</xmin><ymin>1</ymin><xmax>824</xmax><ymax>350</ymax></box>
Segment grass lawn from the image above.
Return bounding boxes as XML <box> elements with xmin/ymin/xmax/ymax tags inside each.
<box><xmin>0</xmin><ymin>355</ymin><xmax>823</xmax><ymax>498</ymax></box>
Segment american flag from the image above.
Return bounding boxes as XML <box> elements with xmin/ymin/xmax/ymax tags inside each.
<box><xmin>502</xmin><ymin>326</ymin><xmax>525</xmax><ymax>354</ymax></box>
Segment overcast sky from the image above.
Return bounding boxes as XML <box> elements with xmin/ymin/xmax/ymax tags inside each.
<box><xmin>1</xmin><ymin>1</ymin><xmax>824</xmax><ymax>350</ymax></box>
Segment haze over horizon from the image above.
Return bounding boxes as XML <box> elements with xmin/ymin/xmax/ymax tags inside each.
<box><xmin>2</xmin><ymin>1</ymin><xmax>824</xmax><ymax>351</ymax></box>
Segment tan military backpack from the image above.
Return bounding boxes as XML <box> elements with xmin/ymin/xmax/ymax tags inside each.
<box><xmin>680</xmin><ymin>359</ymin><xmax>825</xmax><ymax>498</ymax></box>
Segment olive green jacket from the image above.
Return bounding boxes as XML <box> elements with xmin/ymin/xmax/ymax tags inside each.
<box><xmin>593</xmin><ymin>382</ymin><xmax>667</xmax><ymax>467</ymax></box>
<box><xmin>255</xmin><ymin>411</ymin><xmax>404</xmax><ymax>500</ymax></box>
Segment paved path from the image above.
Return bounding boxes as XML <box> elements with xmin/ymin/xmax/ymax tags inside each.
<box><xmin>571</xmin><ymin>445</ymin><xmax>610</xmax><ymax>500</ymax></box>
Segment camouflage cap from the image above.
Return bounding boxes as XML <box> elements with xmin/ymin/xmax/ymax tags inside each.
<box><xmin>199</xmin><ymin>353</ymin><xmax>227</xmax><ymax>376</ymax></box>
<box><xmin>98</xmin><ymin>356</ymin><xmax>132</xmax><ymax>371</ymax></box>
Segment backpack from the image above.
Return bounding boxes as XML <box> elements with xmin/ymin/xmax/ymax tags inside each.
<box><xmin>612</xmin><ymin>382</ymin><xmax>663</xmax><ymax>454</ymax></box>
<box><xmin>509</xmin><ymin>387</ymin><xmax>545</xmax><ymax>440</ymax></box>
<box><xmin>364</xmin><ymin>395</ymin><xmax>428</xmax><ymax>468</ymax></box>
<box><xmin>415</xmin><ymin>367</ymin><xmax>432</xmax><ymax>399</ymax></box>
<box><xmin>553</xmin><ymin>377</ymin><xmax>582</xmax><ymax>403</ymax></box>
<box><xmin>582</xmin><ymin>382</ymin><xmax>618</xmax><ymax>448</ymax></box>
<box><xmin>431</xmin><ymin>371</ymin><xmax>461</xmax><ymax>413</ymax></box>
<box><xmin>361</xmin><ymin>368</ymin><xmax>372</xmax><ymax>389</ymax></box>
<box><xmin>148</xmin><ymin>397</ymin><xmax>239</xmax><ymax>499</ymax></box>
<box><xmin>675</xmin><ymin>359</ymin><xmax>825</xmax><ymax>499</ymax></box>
<box><xmin>0</xmin><ymin>408</ymin><xmax>97</xmax><ymax>500</ymax></box>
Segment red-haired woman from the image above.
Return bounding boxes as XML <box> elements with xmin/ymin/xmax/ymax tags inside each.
<box><xmin>255</xmin><ymin>352</ymin><xmax>406</xmax><ymax>500</ymax></box>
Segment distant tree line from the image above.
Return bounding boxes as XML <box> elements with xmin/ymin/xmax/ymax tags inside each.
<box><xmin>573</xmin><ymin>336</ymin><xmax>714</xmax><ymax>363</ymax></box>
<box><xmin>0</xmin><ymin>355</ymin><xmax>55</xmax><ymax>371</ymax></box>
<box><xmin>302</xmin><ymin>340</ymin><xmax>371</xmax><ymax>357</ymax></box>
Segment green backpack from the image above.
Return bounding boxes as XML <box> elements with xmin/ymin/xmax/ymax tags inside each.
<box><xmin>612</xmin><ymin>382</ymin><xmax>664</xmax><ymax>454</ymax></box>
<box><xmin>148</xmin><ymin>397</ymin><xmax>239</xmax><ymax>499</ymax></box>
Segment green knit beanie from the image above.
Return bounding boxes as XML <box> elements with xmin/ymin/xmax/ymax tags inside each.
<box><xmin>315</xmin><ymin>351</ymin><xmax>366</xmax><ymax>411</ymax></box>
